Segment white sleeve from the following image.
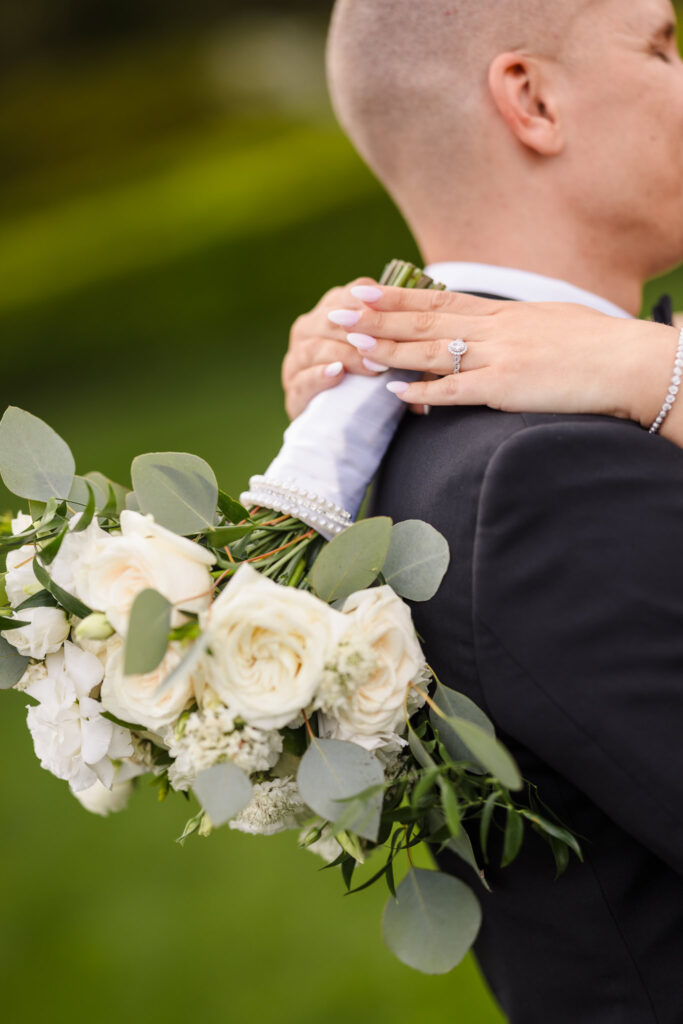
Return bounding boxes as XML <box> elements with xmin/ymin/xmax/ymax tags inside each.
<box><xmin>241</xmin><ymin>369</ymin><xmax>418</xmax><ymax>537</ymax></box>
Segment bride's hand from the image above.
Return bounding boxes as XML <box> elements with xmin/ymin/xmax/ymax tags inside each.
<box><xmin>315</xmin><ymin>283</ymin><xmax>680</xmax><ymax>431</ymax></box>
<box><xmin>282</xmin><ymin>278</ymin><xmax>389</xmax><ymax>419</ymax></box>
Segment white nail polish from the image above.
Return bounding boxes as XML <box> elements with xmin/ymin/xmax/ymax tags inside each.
<box><xmin>423</xmin><ymin>405</ymin><xmax>431</xmax><ymax>416</ymax></box>
<box><xmin>324</xmin><ymin>361</ymin><xmax>344</xmax><ymax>378</ymax></box>
<box><xmin>386</xmin><ymin>381</ymin><xmax>410</xmax><ymax>395</ymax></box>
<box><xmin>347</xmin><ymin>332</ymin><xmax>377</xmax><ymax>351</ymax></box>
<box><xmin>328</xmin><ymin>309</ymin><xmax>361</xmax><ymax>327</ymax></box>
<box><xmin>350</xmin><ymin>285</ymin><xmax>383</xmax><ymax>303</ymax></box>
<box><xmin>362</xmin><ymin>358</ymin><xmax>389</xmax><ymax>372</ymax></box>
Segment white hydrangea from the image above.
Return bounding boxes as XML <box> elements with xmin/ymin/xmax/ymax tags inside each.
<box><xmin>229</xmin><ymin>776</ymin><xmax>309</xmax><ymax>836</ymax></box>
<box><xmin>73</xmin><ymin>779</ymin><xmax>133</xmax><ymax>816</ymax></box>
<box><xmin>25</xmin><ymin>640</ymin><xmax>134</xmax><ymax>792</ymax></box>
<box><xmin>165</xmin><ymin>706</ymin><xmax>283</xmax><ymax>792</ymax></box>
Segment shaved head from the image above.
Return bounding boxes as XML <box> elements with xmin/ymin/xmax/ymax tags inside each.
<box><xmin>327</xmin><ymin>0</ymin><xmax>593</xmax><ymax>211</ymax></box>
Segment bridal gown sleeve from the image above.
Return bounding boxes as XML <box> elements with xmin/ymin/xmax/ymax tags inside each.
<box><xmin>241</xmin><ymin>371</ymin><xmax>418</xmax><ymax>537</ymax></box>
<box><xmin>473</xmin><ymin>419</ymin><xmax>683</xmax><ymax>876</ymax></box>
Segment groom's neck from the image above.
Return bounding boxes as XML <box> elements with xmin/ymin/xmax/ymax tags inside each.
<box><xmin>416</xmin><ymin>211</ymin><xmax>646</xmax><ymax>317</ymax></box>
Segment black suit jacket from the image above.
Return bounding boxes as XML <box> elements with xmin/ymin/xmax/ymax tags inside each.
<box><xmin>372</xmin><ymin>402</ymin><xmax>683</xmax><ymax>1023</ymax></box>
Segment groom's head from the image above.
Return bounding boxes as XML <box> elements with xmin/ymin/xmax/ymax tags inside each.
<box><xmin>327</xmin><ymin>0</ymin><xmax>683</xmax><ymax>283</ymax></box>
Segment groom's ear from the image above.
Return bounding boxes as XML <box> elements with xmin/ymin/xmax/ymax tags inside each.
<box><xmin>487</xmin><ymin>52</ymin><xmax>564</xmax><ymax>157</ymax></box>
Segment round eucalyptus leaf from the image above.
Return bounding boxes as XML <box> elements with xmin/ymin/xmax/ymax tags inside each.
<box><xmin>0</xmin><ymin>406</ymin><xmax>75</xmax><ymax>501</ymax></box>
<box><xmin>192</xmin><ymin>762</ymin><xmax>253</xmax><ymax>827</ymax></box>
<box><xmin>0</xmin><ymin>636</ymin><xmax>29</xmax><ymax>690</ymax></box>
<box><xmin>297</xmin><ymin>738</ymin><xmax>385</xmax><ymax>841</ymax></box>
<box><xmin>382</xmin><ymin>869</ymin><xmax>482</xmax><ymax>974</ymax></box>
<box><xmin>383</xmin><ymin>520</ymin><xmax>450</xmax><ymax>601</ymax></box>
<box><xmin>131</xmin><ymin>452</ymin><xmax>218</xmax><ymax>536</ymax></box>
<box><xmin>123</xmin><ymin>588</ymin><xmax>172</xmax><ymax>676</ymax></box>
<box><xmin>310</xmin><ymin>517</ymin><xmax>393</xmax><ymax>603</ymax></box>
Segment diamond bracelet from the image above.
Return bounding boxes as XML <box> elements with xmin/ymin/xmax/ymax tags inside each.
<box><xmin>240</xmin><ymin>476</ymin><xmax>353</xmax><ymax>536</ymax></box>
<box><xmin>649</xmin><ymin>326</ymin><xmax>683</xmax><ymax>435</ymax></box>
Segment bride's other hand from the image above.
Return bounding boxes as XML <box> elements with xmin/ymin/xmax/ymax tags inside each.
<box><xmin>282</xmin><ymin>277</ymin><xmax>389</xmax><ymax>419</ymax></box>
<box><xmin>332</xmin><ymin>284</ymin><xmax>681</xmax><ymax>433</ymax></box>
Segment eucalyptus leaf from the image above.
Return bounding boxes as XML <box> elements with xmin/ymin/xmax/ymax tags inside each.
<box><xmin>297</xmin><ymin>738</ymin><xmax>385</xmax><ymax>842</ymax></box>
<box><xmin>428</xmin><ymin>811</ymin><xmax>489</xmax><ymax>889</ymax></box>
<box><xmin>131</xmin><ymin>452</ymin><xmax>218</xmax><ymax>535</ymax></box>
<box><xmin>84</xmin><ymin>472</ymin><xmax>128</xmax><ymax>515</ymax></box>
<box><xmin>67</xmin><ymin>476</ymin><xmax>92</xmax><ymax>511</ymax></box>
<box><xmin>123</xmin><ymin>588</ymin><xmax>172</xmax><ymax>676</ymax></box>
<box><xmin>32</xmin><ymin>558</ymin><xmax>91</xmax><ymax>619</ymax></box>
<box><xmin>0</xmin><ymin>635</ymin><xmax>29</xmax><ymax>689</ymax></box>
<box><xmin>430</xmin><ymin>682</ymin><xmax>521</xmax><ymax>790</ymax></box>
<box><xmin>0</xmin><ymin>407</ymin><xmax>75</xmax><ymax>501</ymax></box>
<box><xmin>192</xmin><ymin>762</ymin><xmax>253</xmax><ymax>827</ymax></box>
<box><xmin>310</xmin><ymin>517</ymin><xmax>393</xmax><ymax>603</ymax></box>
<box><xmin>430</xmin><ymin>682</ymin><xmax>495</xmax><ymax>773</ymax></box>
<box><xmin>155</xmin><ymin>634</ymin><xmax>209</xmax><ymax>696</ymax></box>
<box><xmin>37</xmin><ymin>523</ymin><xmax>69</xmax><ymax>566</ymax></box>
<box><xmin>382</xmin><ymin>869</ymin><xmax>482</xmax><ymax>974</ymax></box>
<box><xmin>519</xmin><ymin>809</ymin><xmax>583</xmax><ymax>861</ymax></box>
<box><xmin>125</xmin><ymin>491</ymin><xmax>140</xmax><ymax>512</ymax></box>
<box><xmin>383</xmin><ymin>520</ymin><xmax>450</xmax><ymax>601</ymax></box>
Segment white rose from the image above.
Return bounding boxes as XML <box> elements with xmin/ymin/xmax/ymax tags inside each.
<box><xmin>50</xmin><ymin>515</ymin><xmax>110</xmax><ymax>597</ymax></box>
<box><xmin>3</xmin><ymin>605</ymin><xmax>70</xmax><ymax>659</ymax></box>
<box><xmin>71</xmin><ymin>510</ymin><xmax>215</xmax><ymax>635</ymax></box>
<box><xmin>201</xmin><ymin>563</ymin><xmax>343</xmax><ymax>730</ymax></box>
<box><xmin>25</xmin><ymin>640</ymin><xmax>133</xmax><ymax>792</ymax></box>
<box><xmin>100</xmin><ymin>639</ymin><xmax>196</xmax><ymax>730</ymax></box>
<box><xmin>320</xmin><ymin>586</ymin><xmax>426</xmax><ymax>746</ymax></box>
<box><xmin>73</xmin><ymin>778</ymin><xmax>133</xmax><ymax>816</ymax></box>
<box><xmin>5</xmin><ymin>543</ymin><xmax>41</xmax><ymax>606</ymax></box>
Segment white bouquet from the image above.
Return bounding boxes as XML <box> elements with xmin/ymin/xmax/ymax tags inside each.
<box><xmin>0</xmin><ymin>262</ymin><xmax>581</xmax><ymax>976</ymax></box>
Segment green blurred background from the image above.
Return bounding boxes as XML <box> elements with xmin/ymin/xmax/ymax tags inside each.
<box><xmin>1</xmin><ymin>3</ymin><xmax>681</xmax><ymax>1022</ymax></box>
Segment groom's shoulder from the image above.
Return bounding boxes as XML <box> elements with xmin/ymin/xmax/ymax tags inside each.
<box><xmin>477</xmin><ymin>411</ymin><xmax>683</xmax><ymax>539</ymax></box>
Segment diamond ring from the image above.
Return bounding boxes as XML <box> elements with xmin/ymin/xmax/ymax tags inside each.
<box><xmin>447</xmin><ymin>338</ymin><xmax>469</xmax><ymax>374</ymax></box>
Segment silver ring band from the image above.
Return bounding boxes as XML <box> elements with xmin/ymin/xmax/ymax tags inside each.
<box><xmin>447</xmin><ymin>338</ymin><xmax>469</xmax><ymax>374</ymax></box>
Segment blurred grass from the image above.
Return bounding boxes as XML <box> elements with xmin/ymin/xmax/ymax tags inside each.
<box><xmin>0</xmin><ymin>16</ymin><xmax>504</xmax><ymax>1024</ymax></box>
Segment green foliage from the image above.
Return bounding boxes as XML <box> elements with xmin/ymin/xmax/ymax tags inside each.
<box><xmin>0</xmin><ymin>406</ymin><xmax>75</xmax><ymax>501</ymax></box>
<box><xmin>0</xmin><ymin>635</ymin><xmax>28</xmax><ymax>689</ymax></box>
<box><xmin>382</xmin><ymin>520</ymin><xmax>450</xmax><ymax>602</ymax></box>
<box><xmin>192</xmin><ymin>762</ymin><xmax>253</xmax><ymax>827</ymax></box>
<box><xmin>131</xmin><ymin>452</ymin><xmax>218</xmax><ymax>536</ymax></box>
<box><xmin>310</xmin><ymin>517</ymin><xmax>393</xmax><ymax>602</ymax></box>
<box><xmin>382</xmin><ymin>869</ymin><xmax>482</xmax><ymax>975</ymax></box>
<box><xmin>297</xmin><ymin>738</ymin><xmax>385</xmax><ymax>842</ymax></box>
<box><xmin>123</xmin><ymin>588</ymin><xmax>172</xmax><ymax>675</ymax></box>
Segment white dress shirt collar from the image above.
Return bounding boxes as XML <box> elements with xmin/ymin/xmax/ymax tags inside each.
<box><xmin>425</xmin><ymin>262</ymin><xmax>632</xmax><ymax>319</ymax></box>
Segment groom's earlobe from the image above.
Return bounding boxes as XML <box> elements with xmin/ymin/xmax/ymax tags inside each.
<box><xmin>488</xmin><ymin>51</ymin><xmax>564</xmax><ymax>157</ymax></box>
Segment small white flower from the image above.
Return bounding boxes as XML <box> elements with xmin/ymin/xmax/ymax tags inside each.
<box><xmin>5</xmin><ymin>544</ymin><xmax>41</xmax><ymax>606</ymax></box>
<box><xmin>25</xmin><ymin>640</ymin><xmax>133</xmax><ymax>792</ymax></box>
<box><xmin>50</xmin><ymin>515</ymin><xmax>110</xmax><ymax>597</ymax></box>
<box><xmin>165</xmin><ymin>706</ymin><xmax>282</xmax><ymax>791</ymax></box>
<box><xmin>14</xmin><ymin>660</ymin><xmax>49</xmax><ymax>692</ymax></box>
<box><xmin>202</xmin><ymin>563</ymin><xmax>343</xmax><ymax>730</ymax></box>
<box><xmin>73</xmin><ymin>778</ymin><xmax>133</xmax><ymax>816</ymax></box>
<box><xmin>229</xmin><ymin>776</ymin><xmax>309</xmax><ymax>836</ymax></box>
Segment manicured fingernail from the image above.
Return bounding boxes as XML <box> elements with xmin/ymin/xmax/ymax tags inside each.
<box><xmin>347</xmin><ymin>332</ymin><xmax>377</xmax><ymax>351</ymax></box>
<box><xmin>386</xmin><ymin>381</ymin><xmax>410</xmax><ymax>395</ymax></box>
<box><xmin>324</xmin><ymin>361</ymin><xmax>344</xmax><ymax>378</ymax></box>
<box><xmin>328</xmin><ymin>309</ymin><xmax>361</xmax><ymax>327</ymax></box>
<box><xmin>423</xmin><ymin>405</ymin><xmax>431</xmax><ymax>416</ymax></box>
<box><xmin>350</xmin><ymin>285</ymin><xmax>383</xmax><ymax>303</ymax></box>
<box><xmin>362</xmin><ymin>358</ymin><xmax>389</xmax><ymax>372</ymax></box>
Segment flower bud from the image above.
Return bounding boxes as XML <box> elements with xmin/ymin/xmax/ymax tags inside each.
<box><xmin>75</xmin><ymin>612</ymin><xmax>114</xmax><ymax>642</ymax></box>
